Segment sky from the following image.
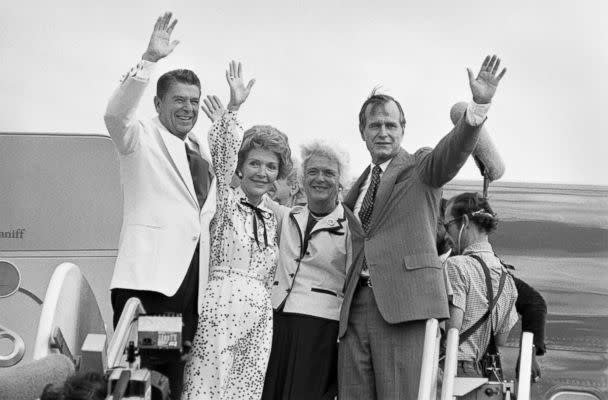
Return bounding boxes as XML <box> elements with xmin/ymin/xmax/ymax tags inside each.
<box><xmin>1</xmin><ymin>0</ymin><xmax>607</xmax><ymax>185</ymax></box>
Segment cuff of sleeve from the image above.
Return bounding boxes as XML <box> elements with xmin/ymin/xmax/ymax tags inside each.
<box><xmin>133</xmin><ymin>59</ymin><xmax>155</xmax><ymax>80</ymax></box>
<box><xmin>465</xmin><ymin>101</ymin><xmax>491</xmax><ymax>126</ymax></box>
<box><xmin>225</xmin><ymin>110</ymin><xmax>239</xmax><ymax>121</ymax></box>
<box><xmin>121</xmin><ymin>59</ymin><xmax>156</xmax><ymax>83</ymax></box>
<box><xmin>450</xmin><ymin>295</ymin><xmax>466</xmax><ymax>312</ymax></box>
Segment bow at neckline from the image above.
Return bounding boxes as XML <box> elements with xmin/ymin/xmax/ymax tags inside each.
<box><xmin>239</xmin><ymin>198</ymin><xmax>271</xmax><ymax>249</ymax></box>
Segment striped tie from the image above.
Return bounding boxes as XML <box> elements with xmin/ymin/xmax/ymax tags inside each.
<box><xmin>359</xmin><ymin>165</ymin><xmax>382</xmax><ymax>277</ymax></box>
<box><xmin>358</xmin><ymin>165</ymin><xmax>382</xmax><ymax>232</ymax></box>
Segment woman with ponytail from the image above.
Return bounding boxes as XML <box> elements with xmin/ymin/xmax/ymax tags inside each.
<box><xmin>443</xmin><ymin>192</ymin><xmax>519</xmax><ymax>392</ymax></box>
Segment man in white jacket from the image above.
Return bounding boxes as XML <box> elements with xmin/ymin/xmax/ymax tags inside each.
<box><xmin>104</xmin><ymin>12</ymin><xmax>216</xmax><ymax>397</ymax></box>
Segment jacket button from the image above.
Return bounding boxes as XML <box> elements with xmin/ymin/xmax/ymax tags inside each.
<box><xmin>289</xmin><ymin>273</ymin><xmax>294</xmax><ymax>278</ymax></box>
<box><xmin>286</xmin><ymin>288</ymin><xmax>291</xmax><ymax>292</ymax></box>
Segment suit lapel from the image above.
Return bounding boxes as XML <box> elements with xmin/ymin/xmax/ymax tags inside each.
<box><xmin>288</xmin><ymin>208</ymin><xmax>307</xmax><ymax>257</ymax></box>
<box><xmin>292</xmin><ymin>208</ymin><xmax>308</xmax><ymax>236</ymax></box>
<box><xmin>344</xmin><ymin>165</ymin><xmax>370</xmax><ymax>211</ymax></box>
<box><xmin>152</xmin><ymin>119</ymin><xmax>198</xmax><ymax>207</ymax></box>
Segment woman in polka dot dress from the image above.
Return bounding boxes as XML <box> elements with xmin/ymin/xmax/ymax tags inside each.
<box><xmin>182</xmin><ymin>61</ymin><xmax>293</xmax><ymax>400</ymax></box>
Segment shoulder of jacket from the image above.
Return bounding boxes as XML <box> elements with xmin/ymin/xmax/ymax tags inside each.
<box><xmin>414</xmin><ymin>146</ymin><xmax>433</xmax><ymax>161</ymax></box>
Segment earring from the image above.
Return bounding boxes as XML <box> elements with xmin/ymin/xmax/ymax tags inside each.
<box><xmin>236</xmin><ymin>171</ymin><xmax>243</xmax><ymax>178</ymax></box>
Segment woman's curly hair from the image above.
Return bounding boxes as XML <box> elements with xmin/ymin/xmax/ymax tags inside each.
<box><xmin>237</xmin><ymin>125</ymin><xmax>293</xmax><ymax>180</ymax></box>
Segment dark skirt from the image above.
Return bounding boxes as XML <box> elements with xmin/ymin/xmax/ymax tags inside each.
<box><xmin>262</xmin><ymin>311</ymin><xmax>339</xmax><ymax>400</ymax></box>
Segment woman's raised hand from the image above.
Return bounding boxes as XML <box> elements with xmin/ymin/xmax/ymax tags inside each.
<box><xmin>201</xmin><ymin>95</ymin><xmax>226</xmax><ymax>123</ymax></box>
<box><xmin>226</xmin><ymin>60</ymin><xmax>255</xmax><ymax>111</ymax></box>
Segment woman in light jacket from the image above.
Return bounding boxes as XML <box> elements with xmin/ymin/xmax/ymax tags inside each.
<box><xmin>262</xmin><ymin>141</ymin><xmax>353</xmax><ymax>400</ymax></box>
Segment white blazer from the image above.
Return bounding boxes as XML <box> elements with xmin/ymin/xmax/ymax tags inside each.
<box><xmin>104</xmin><ymin>62</ymin><xmax>216</xmax><ymax>313</ymax></box>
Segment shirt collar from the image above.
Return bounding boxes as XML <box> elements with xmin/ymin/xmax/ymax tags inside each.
<box><xmin>369</xmin><ymin>158</ymin><xmax>392</xmax><ymax>173</ymax></box>
<box><xmin>462</xmin><ymin>241</ymin><xmax>494</xmax><ymax>255</ymax></box>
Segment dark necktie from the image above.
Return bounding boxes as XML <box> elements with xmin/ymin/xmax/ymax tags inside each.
<box><xmin>185</xmin><ymin>143</ymin><xmax>210</xmax><ymax>209</ymax></box>
<box><xmin>359</xmin><ymin>165</ymin><xmax>381</xmax><ymax>277</ymax></box>
<box><xmin>359</xmin><ymin>165</ymin><xmax>382</xmax><ymax>233</ymax></box>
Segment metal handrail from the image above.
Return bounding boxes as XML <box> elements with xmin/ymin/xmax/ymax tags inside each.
<box><xmin>516</xmin><ymin>332</ymin><xmax>534</xmax><ymax>400</ymax></box>
<box><xmin>106</xmin><ymin>297</ymin><xmax>145</xmax><ymax>368</ymax></box>
<box><xmin>440</xmin><ymin>328</ymin><xmax>459</xmax><ymax>400</ymax></box>
<box><xmin>417</xmin><ymin>318</ymin><xmax>439</xmax><ymax>400</ymax></box>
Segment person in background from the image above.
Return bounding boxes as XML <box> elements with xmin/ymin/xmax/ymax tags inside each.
<box><xmin>437</xmin><ymin>197</ymin><xmax>546</xmax><ymax>382</ymax></box>
<box><xmin>182</xmin><ymin>63</ymin><xmax>292</xmax><ymax>400</ymax></box>
<box><xmin>262</xmin><ymin>141</ymin><xmax>353</xmax><ymax>400</ymax></box>
<box><xmin>443</xmin><ymin>192</ymin><xmax>519</xmax><ymax>395</ymax></box>
<box><xmin>104</xmin><ymin>13</ymin><xmax>215</xmax><ymax>397</ymax></box>
<box><xmin>268</xmin><ymin>160</ymin><xmax>307</xmax><ymax>206</ymax></box>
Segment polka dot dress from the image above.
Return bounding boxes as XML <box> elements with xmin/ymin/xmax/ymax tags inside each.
<box><xmin>182</xmin><ymin>111</ymin><xmax>278</xmax><ymax>400</ymax></box>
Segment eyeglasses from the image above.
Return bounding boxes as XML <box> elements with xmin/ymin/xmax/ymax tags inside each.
<box><xmin>443</xmin><ymin>216</ymin><xmax>462</xmax><ymax>231</ymax></box>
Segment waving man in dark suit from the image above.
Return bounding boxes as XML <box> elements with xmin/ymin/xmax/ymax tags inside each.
<box><xmin>338</xmin><ymin>55</ymin><xmax>507</xmax><ymax>399</ymax></box>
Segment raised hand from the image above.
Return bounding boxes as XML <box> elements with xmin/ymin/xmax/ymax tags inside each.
<box><xmin>201</xmin><ymin>95</ymin><xmax>226</xmax><ymax>123</ymax></box>
<box><xmin>467</xmin><ymin>55</ymin><xmax>507</xmax><ymax>104</ymax></box>
<box><xmin>142</xmin><ymin>12</ymin><xmax>179</xmax><ymax>63</ymax></box>
<box><xmin>226</xmin><ymin>61</ymin><xmax>255</xmax><ymax>111</ymax></box>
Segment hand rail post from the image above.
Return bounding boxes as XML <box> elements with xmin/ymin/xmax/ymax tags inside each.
<box><xmin>417</xmin><ymin>318</ymin><xmax>439</xmax><ymax>400</ymax></box>
<box><xmin>516</xmin><ymin>332</ymin><xmax>534</xmax><ymax>400</ymax></box>
<box><xmin>440</xmin><ymin>328</ymin><xmax>459</xmax><ymax>400</ymax></box>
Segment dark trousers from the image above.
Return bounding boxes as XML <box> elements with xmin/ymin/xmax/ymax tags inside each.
<box><xmin>111</xmin><ymin>245</ymin><xmax>200</xmax><ymax>400</ymax></box>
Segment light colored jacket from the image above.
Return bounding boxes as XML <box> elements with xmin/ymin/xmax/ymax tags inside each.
<box><xmin>104</xmin><ymin>62</ymin><xmax>216</xmax><ymax>312</ymax></box>
<box><xmin>266</xmin><ymin>200</ymin><xmax>353</xmax><ymax>321</ymax></box>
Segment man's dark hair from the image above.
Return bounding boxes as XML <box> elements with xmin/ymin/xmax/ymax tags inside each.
<box><xmin>358</xmin><ymin>88</ymin><xmax>406</xmax><ymax>134</ymax></box>
<box><xmin>156</xmin><ymin>69</ymin><xmax>201</xmax><ymax>99</ymax></box>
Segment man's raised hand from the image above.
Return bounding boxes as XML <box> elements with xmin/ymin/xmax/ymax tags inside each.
<box><xmin>142</xmin><ymin>12</ymin><xmax>179</xmax><ymax>63</ymax></box>
<box><xmin>201</xmin><ymin>95</ymin><xmax>226</xmax><ymax>123</ymax></box>
<box><xmin>226</xmin><ymin>61</ymin><xmax>255</xmax><ymax>112</ymax></box>
<box><xmin>467</xmin><ymin>55</ymin><xmax>507</xmax><ymax>104</ymax></box>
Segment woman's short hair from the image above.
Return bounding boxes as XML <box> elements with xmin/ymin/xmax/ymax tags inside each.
<box><xmin>237</xmin><ymin>125</ymin><xmax>293</xmax><ymax>180</ymax></box>
<box><xmin>447</xmin><ymin>192</ymin><xmax>498</xmax><ymax>233</ymax></box>
<box><xmin>300</xmin><ymin>140</ymin><xmax>349</xmax><ymax>188</ymax></box>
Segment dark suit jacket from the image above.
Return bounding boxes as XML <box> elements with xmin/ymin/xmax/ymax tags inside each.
<box><xmin>339</xmin><ymin>114</ymin><xmax>485</xmax><ymax>337</ymax></box>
